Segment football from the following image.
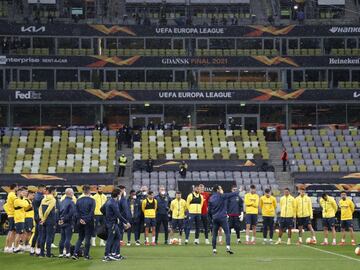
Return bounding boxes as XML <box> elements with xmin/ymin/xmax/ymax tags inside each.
<box><xmin>306</xmin><ymin>238</ymin><xmax>312</xmax><ymax>244</ymax></box>
<box><xmin>171</xmin><ymin>239</ymin><xmax>179</xmax><ymax>245</ymax></box>
<box><xmin>355</xmin><ymin>247</ymin><xmax>360</xmax><ymax>256</ymax></box>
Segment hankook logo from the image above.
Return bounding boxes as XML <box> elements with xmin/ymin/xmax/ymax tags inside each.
<box><xmin>329</xmin><ymin>27</ymin><xmax>360</xmax><ymax>33</ymax></box>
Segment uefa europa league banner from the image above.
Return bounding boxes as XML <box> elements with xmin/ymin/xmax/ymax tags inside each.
<box><xmin>1</xmin><ymin>22</ymin><xmax>360</xmax><ymax>37</ymax></box>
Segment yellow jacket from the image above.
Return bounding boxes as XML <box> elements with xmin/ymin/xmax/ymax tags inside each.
<box><xmin>170</xmin><ymin>198</ymin><xmax>187</xmax><ymax>219</ymax></box>
<box><xmin>5</xmin><ymin>191</ymin><xmax>17</xmax><ymax>217</ymax></box>
<box><xmin>280</xmin><ymin>195</ymin><xmax>296</xmax><ymax>218</ymax></box>
<box><xmin>295</xmin><ymin>195</ymin><xmax>313</xmax><ymax>219</ymax></box>
<box><xmin>244</xmin><ymin>193</ymin><xmax>259</xmax><ymax>215</ymax></box>
<box><xmin>25</xmin><ymin>198</ymin><xmax>34</xmax><ymax>219</ymax></box>
<box><xmin>259</xmin><ymin>195</ymin><xmax>277</xmax><ymax>217</ymax></box>
<box><xmin>320</xmin><ymin>196</ymin><xmax>338</xmax><ymax>218</ymax></box>
<box><xmin>142</xmin><ymin>198</ymin><xmax>157</xmax><ymax>218</ymax></box>
<box><xmin>92</xmin><ymin>193</ymin><xmax>108</xmax><ymax>215</ymax></box>
<box><xmin>339</xmin><ymin>198</ymin><xmax>355</xmax><ymax>221</ymax></box>
<box><xmin>186</xmin><ymin>193</ymin><xmax>203</xmax><ymax>214</ymax></box>
<box><xmin>14</xmin><ymin>197</ymin><xmax>30</xmax><ymax>223</ymax></box>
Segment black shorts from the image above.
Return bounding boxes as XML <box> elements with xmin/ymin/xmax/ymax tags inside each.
<box><xmin>279</xmin><ymin>217</ymin><xmax>294</xmax><ymax>230</ymax></box>
<box><xmin>25</xmin><ymin>218</ymin><xmax>34</xmax><ymax>232</ymax></box>
<box><xmin>322</xmin><ymin>218</ymin><xmax>336</xmax><ymax>229</ymax></box>
<box><xmin>297</xmin><ymin>217</ymin><xmax>311</xmax><ymax>227</ymax></box>
<box><xmin>245</xmin><ymin>214</ymin><xmax>258</xmax><ymax>226</ymax></box>
<box><xmin>340</xmin><ymin>220</ymin><xmax>353</xmax><ymax>230</ymax></box>
<box><xmin>171</xmin><ymin>219</ymin><xmax>184</xmax><ymax>231</ymax></box>
<box><xmin>8</xmin><ymin>217</ymin><xmax>15</xmax><ymax>231</ymax></box>
<box><xmin>15</xmin><ymin>222</ymin><xmax>25</xmax><ymax>234</ymax></box>
<box><xmin>228</xmin><ymin>216</ymin><xmax>241</xmax><ymax>230</ymax></box>
<box><xmin>144</xmin><ymin>218</ymin><xmax>156</xmax><ymax>228</ymax></box>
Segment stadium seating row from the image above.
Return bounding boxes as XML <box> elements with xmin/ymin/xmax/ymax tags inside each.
<box><xmin>102</xmin><ymin>49</ymin><xmax>187</xmax><ymax>57</ymax></box>
<box><xmin>338</xmin><ymin>81</ymin><xmax>360</xmax><ymax>89</ymax></box>
<box><xmin>330</xmin><ymin>48</ymin><xmax>360</xmax><ymax>56</ymax></box>
<box><xmin>198</xmin><ymin>81</ymin><xmax>283</xmax><ymax>90</ymax></box>
<box><xmin>281</xmin><ymin>129</ymin><xmax>360</xmax><ymax>172</ymax></box>
<box><xmin>0</xmin><ymin>1</ymin><xmax>8</xmax><ymax>17</ymax></box>
<box><xmin>56</xmin><ymin>82</ymin><xmax>94</xmax><ymax>90</ymax></box>
<box><xmin>8</xmin><ymin>81</ymin><xmax>48</xmax><ymax>90</ymax></box>
<box><xmin>3</xmin><ymin>130</ymin><xmax>116</xmax><ymax>174</ymax></box>
<box><xmin>134</xmin><ymin>129</ymin><xmax>269</xmax><ymax>160</ymax></box>
<box><xmin>101</xmin><ymin>82</ymin><xmax>189</xmax><ymax>91</ymax></box>
<box><xmin>195</xmin><ymin>49</ymin><xmax>279</xmax><ymax>57</ymax></box>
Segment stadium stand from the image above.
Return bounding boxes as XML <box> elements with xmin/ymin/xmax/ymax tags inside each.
<box><xmin>281</xmin><ymin>129</ymin><xmax>360</xmax><ymax>172</ymax></box>
<box><xmin>134</xmin><ymin>129</ymin><xmax>269</xmax><ymax>160</ymax></box>
<box><xmin>2</xmin><ymin>129</ymin><xmax>116</xmax><ymax>174</ymax></box>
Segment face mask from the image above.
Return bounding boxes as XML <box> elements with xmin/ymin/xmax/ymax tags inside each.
<box><xmin>142</xmin><ymin>191</ymin><xmax>147</xmax><ymax>196</ymax></box>
<box><xmin>132</xmin><ymin>195</ymin><xmax>137</xmax><ymax>199</ymax></box>
<box><xmin>160</xmin><ymin>191</ymin><xmax>166</xmax><ymax>195</ymax></box>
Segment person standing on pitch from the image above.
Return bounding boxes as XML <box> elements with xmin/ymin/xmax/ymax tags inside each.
<box><xmin>244</xmin><ymin>185</ymin><xmax>259</xmax><ymax>244</ymax></box>
<box><xmin>58</xmin><ymin>188</ymin><xmax>76</xmax><ymax>258</ymax></box>
<box><xmin>101</xmin><ymin>188</ymin><xmax>130</xmax><ymax>262</ymax></box>
<box><xmin>30</xmin><ymin>184</ymin><xmax>45</xmax><ymax>256</ymax></box>
<box><xmin>259</xmin><ymin>188</ymin><xmax>277</xmax><ymax>244</ymax></box>
<box><xmin>199</xmin><ymin>184</ymin><xmax>210</xmax><ymax>245</ymax></box>
<box><xmin>275</xmin><ymin>188</ymin><xmax>296</xmax><ymax>245</ymax></box>
<box><xmin>142</xmin><ymin>191</ymin><xmax>158</xmax><ymax>246</ymax></box>
<box><xmin>39</xmin><ymin>186</ymin><xmax>57</xmax><ymax>257</ymax></box>
<box><xmin>319</xmin><ymin>192</ymin><xmax>338</xmax><ymax>246</ymax></box>
<box><xmin>338</xmin><ymin>192</ymin><xmax>356</xmax><ymax>246</ymax></box>
<box><xmin>127</xmin><ymin>190</ymin><xmax>141</xmax><ymax>246</ymax></box>
<box><xmin>155</xmin><ymin>186</ymin><xmax>171</xmax><ymax>245</ymax></box>
<box><xmin>92</xmin><ymin>185</ymin><xmax>107</xmax><ymax>247</ymax></box>
<box><xmin>295</xmin><ymin>188</ymin><xmax>317</xmax><ymax>245</ymax></box>
<box><xmin>226</xmin><ymin>185</ymin><xmax>244</xmax><ymax>244</ymax></box>
<box><xmin>73</xmin><ymin>185</ymin><xmax>96</xmax><ymax>260</ymax></box>
<box><xmin>3</xmin><ymin>183</ymin><xmax>18</xmax><ymax>253</ymax></box>
<box><xmin>185</xmin><ymin>185</ymin><xmax>203</xmax><ymax>245</ymax></box>
<box><xmin>169</xmin><ymin>191</ymin><xmax>187</xmax><ymax>245</ymax></box>
<box><xmin>208</xmin><ymin>185</ymin><xmax>238</xmax><ymax>255</ymax></box>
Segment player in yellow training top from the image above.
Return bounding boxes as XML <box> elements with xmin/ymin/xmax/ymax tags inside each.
<box><xmin>295</xmin><ymin>188</ymin><xmax>317</xmax><ymax>245</ymax></box>
<box><xmin>259</xmin><ymin>188</ymin><xmax>277</xmax><ymax>244</ymax></box>
<box><xmin>4</xmin><ymin>183</ymin><xmax>18</xmax><ymax>253</ymax></box>
<box><xmin>319</xmin><ymin>193</ymin><xmax>338</xmax><ymax>246</ymax></box>
<box><xmin>275</xmin><ymin>188</ymin><xmax>296</xmax><ymax>245</ymax></box>
<box><xmin>13</xmin><ymin>187</ymin><xmax>30</xmax><ymax>253</ymax></box>
<box><xmin>338</xmin><ymin>192</ymin><xmax>356</xmax><ymax>246</ymax></box>
<box><xmin>244</xmin><ymin>185</ymin><xmax>259</xmax><ymax>244</ymax></box>
<box><xmin>169</xmin><ymin>191</ymin><xmax>187</xmax><ymax>245</ymax></box>
<box><xmin>142</xmin><ymin>191</ymin><xmax>157</xmax><ymax>246</ymax></box>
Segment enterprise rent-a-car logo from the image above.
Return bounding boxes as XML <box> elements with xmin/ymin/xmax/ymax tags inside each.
<box><xmin>0</xmin><ymin>56</ymin><xmax>6</xmax><ymax>65</ymax></box>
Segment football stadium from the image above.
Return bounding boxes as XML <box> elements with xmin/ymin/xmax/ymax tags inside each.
<box><xmin>0</xmin><ymin>0</ymin><xmax>360</xmax><ymax>269</ymax></box>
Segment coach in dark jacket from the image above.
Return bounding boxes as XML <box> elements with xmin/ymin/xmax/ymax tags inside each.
<box><xmin>227</xmin><ymin>185</ymin><xmax>244</xmax><ymax>244</ymax></box>
<box><xmin>73</xmin><ymin>185</ymin><xmax>96</xmax><ymax>260</ymax></box>
<box><xmin>127</xmin><ymin>190</ymin><xmax>141</xmax><ymax>245</ymax></box>
<box><xmin>155</xmin><ymin>186</ymin><xmax>171</xmax><ymax>244</ymax></box>
<box><xmin>58</xmin><ymin>188</ymin><xmax>76</xmax><ymax>257</ymax></box>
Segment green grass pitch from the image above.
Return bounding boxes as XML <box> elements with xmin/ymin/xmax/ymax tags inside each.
<box><xmin>0</xmin><ymin>232</ymin><xmax>359</xmax><ymax>270</ymax></box>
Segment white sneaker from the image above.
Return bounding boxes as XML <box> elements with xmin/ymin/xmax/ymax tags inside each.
<box><xmin>126</xmin><ymin>242</ymin><xmax>131</xmax><ymax>246</ymax></box>
<box><xmin>51</xmin><ymin>243</ymin><xmax>57</xmax><ymax>248</ymax></box>
<box><xmin>194</xmin><ymin>239</ymin><xmax>199</xmax><ymax>245</ymax></box>
<box><xmin>205</xmin><ymin>239</ymin><xmax>210</xmax><ymax>245</ymax></box>
<box><xmin>4</xmin><ymin>247</ymin><xmax>10</xmax><ymax>253</ymax></box>
<box><xmin>287</xmin><ymin>239</ymin><xmax>291</xmax><ymax>245</ymax></box>
<box><xmin>35</xmin><ymin>248</ymin><xmax>41</xmax><ymax>255</ymax></box>
<box><xmin>25</xmin><ymin>245</ymin><xmax>31</xmax><ymax>252</ymax></box>
<box><xmin>275</xmin><ymin>239</ymin><xmax>282</xmax><ymax>245</ymax></box>
<box><xmin>99</xmin><ymin>240</ymin><xmax>106</xmax><ymax>247</ymax></box>
<box><xmin>91</xmin><ymin>237</ymin><xmax>96</xmax><ymax>247</ymax></box>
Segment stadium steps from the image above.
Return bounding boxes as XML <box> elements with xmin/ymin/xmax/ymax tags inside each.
<box><xmin>250</xmin><ymin>0</ymin><xmax>267</xmax><ymax>22</ymax></box>
<box><xmin>345</xmin><ymin>0</ymin><xmax>359</xmax><ymax>20</ymax></box>
<box><xmin>116</xmin><ymin>146</ymin><xmax>134</xmax><ymax>190</ymax></box>
<box><xmin>275</xmin><ymin>171</ymin><xmax>294</xmax><ymax>192</ymax></box>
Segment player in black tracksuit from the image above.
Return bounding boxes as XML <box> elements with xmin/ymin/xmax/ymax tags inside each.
<box><xmin>227</xmin><ymin>185</ymin><xmax>244</xmax><ymax>244</ymax></box>
<box><xmin>155</xmin><ymin>188</ymin><xmax>171</xmax><ymax>244</ymax></box>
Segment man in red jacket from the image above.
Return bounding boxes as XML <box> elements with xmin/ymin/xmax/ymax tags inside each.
<box><xmin>199</xmin><ymin>184</ymin><xmax>210</xmax><ymax>245</ymax></box>
<box><xmin>281</xmin><ymin>148</ymin><xmax>288</xmax><ymax>172</ymax></box>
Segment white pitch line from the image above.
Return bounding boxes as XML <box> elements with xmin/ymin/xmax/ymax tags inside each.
<box><xmin>302</xmin><ymin>244</ymin><xmax>360</xmax><ymax>263</ymax></box>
